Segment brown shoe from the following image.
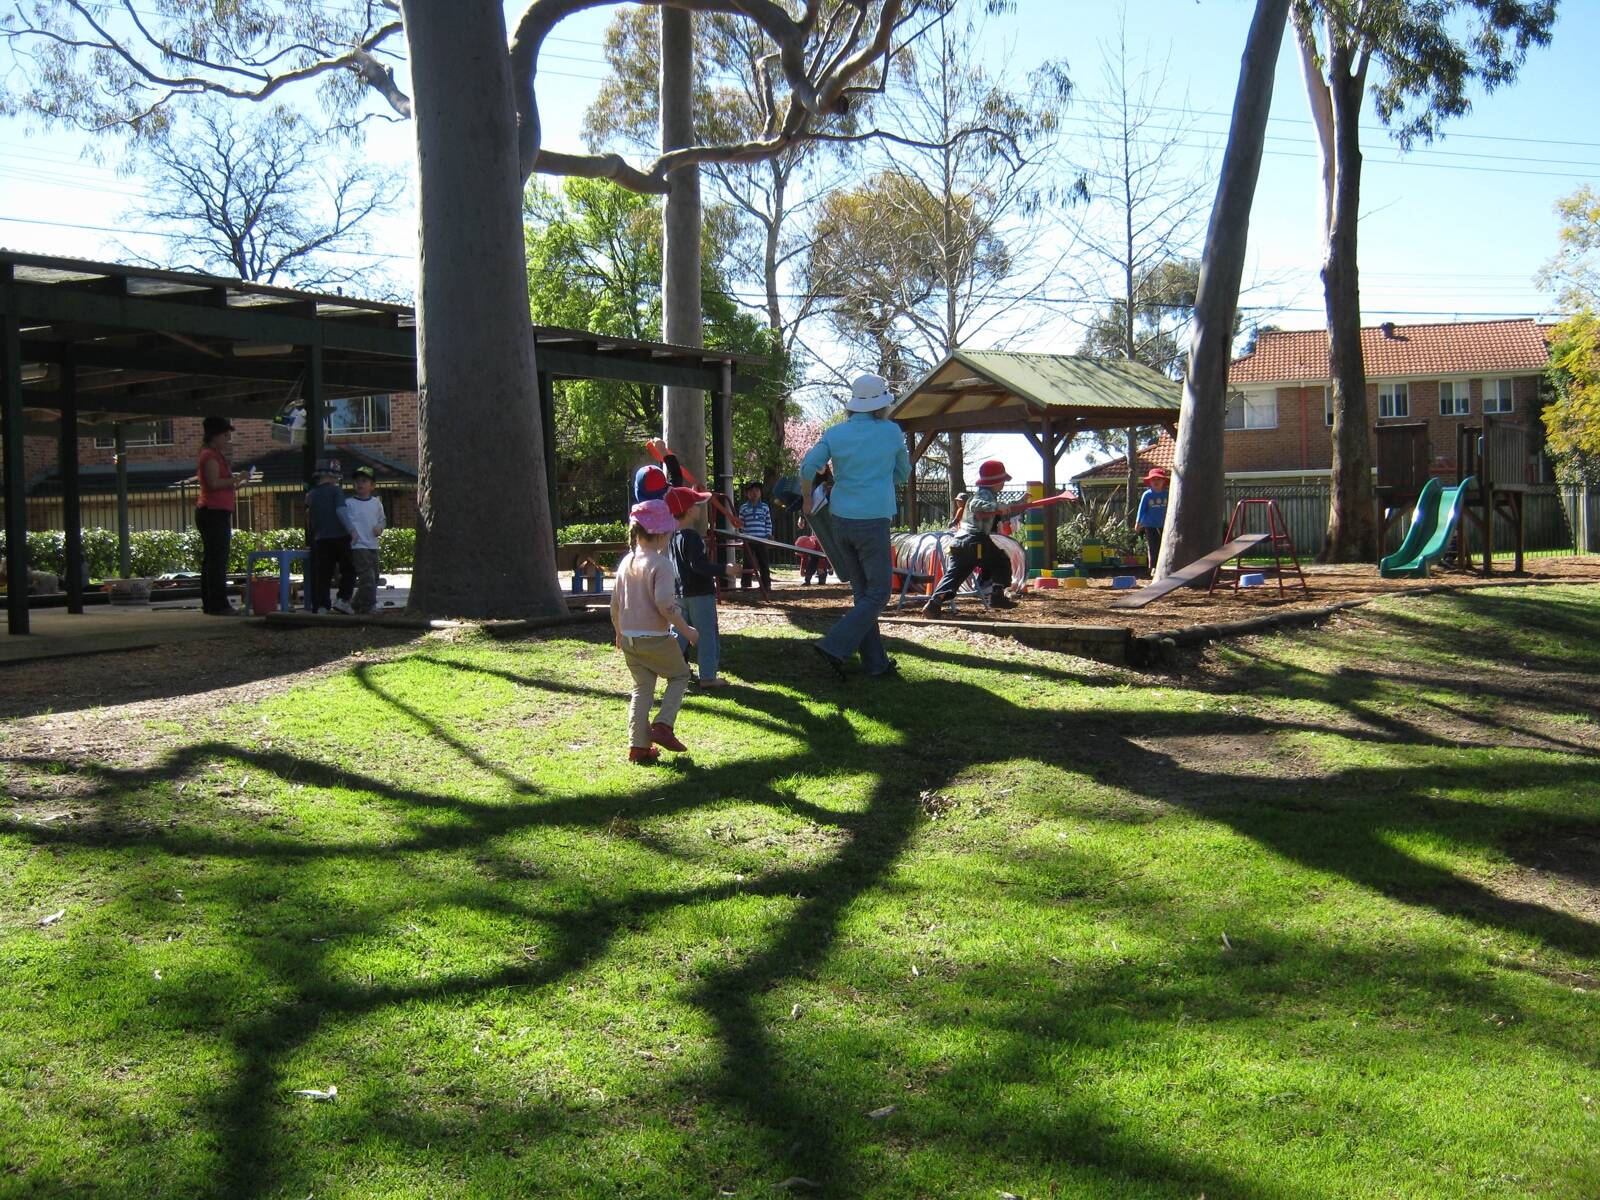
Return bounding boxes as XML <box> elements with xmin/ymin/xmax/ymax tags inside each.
<box><xmin>628</xmin><ymin>746</ymin><xmax>660</xmax><ymax>766</ymax></box>
<box><xmin>650</xmin><ymin>722</ymin><xmax>688</xmax><ymax>752</ymax></box>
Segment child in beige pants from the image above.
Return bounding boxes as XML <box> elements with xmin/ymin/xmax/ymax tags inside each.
<box><xmin>610</xmin><ymin>499</ymin><xmax>699</xmax><ymax>765</ymax></box>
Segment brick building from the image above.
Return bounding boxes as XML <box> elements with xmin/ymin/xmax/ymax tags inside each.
<box><xmin>1077</xmin><ymin>318</ymin><xmax>1553</xmax><ymax>489</ymax></box>
<box><xmin>22</xmin><ymin>393</ymin><xmax>419</xmax><ymax>534</ymax></box>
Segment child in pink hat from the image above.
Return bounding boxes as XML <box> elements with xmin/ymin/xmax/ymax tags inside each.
<box><xmin>610</xmin><ymin>500</ymin><xmax>699</xmax><ymax>764</ymax></box>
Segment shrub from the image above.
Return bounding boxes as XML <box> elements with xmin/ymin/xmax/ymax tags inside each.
<box><xmin>379</xmin><ymin>527</ymin><xmax>416</xmax><ymax>571</ymax></box>
<box><xmin>557</xmin><ymin>521</ymin><xmax>627</xmax><ymax>545</ymax></box>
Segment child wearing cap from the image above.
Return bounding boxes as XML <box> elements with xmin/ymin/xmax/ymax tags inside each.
<box><xmin>736</xmin><ymin>481</ymin><xmax>773</xmax><ymax>598</ymax></box>
<box><xmin>665</xmin><ymin>485</ymin><xmax>731</xmax><ymax>688</ymax></box>
<box><xmin>611</xmin><ymin>499</ymin><xmax>700</xmax><ymax>765</ymax></box>
<box><xmin>306</xmin><ymin>458</ymin><xmax>357</xmax><ymax>615</ymax></box>
<box><xmin>1135</xmin><ymin>468</ymin><xmax>1170</xmax><ymax>575</ymax></box>
<box><xmin>344</xmin><ymin>466</ymin><xmax>386</xmax><ymax>613</ymax></box>
<box><xmin>922</xmin><ymin>459</ymin><xmax>1021</xmax><ymax>617</ymax></box>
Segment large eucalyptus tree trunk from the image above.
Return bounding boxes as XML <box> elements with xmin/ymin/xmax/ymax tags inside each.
<box><xmin>1319</xmin><ymin>44</ymin><xmax>1377</xmax><ymax>561</ymax></box>
<box><xmin>401</xmin><ymin>0</ymin><xmax>564</xmax><ymax>618</ymax></box>
<box><xmin>660</xmin><ymin>7</ymin><xmax>706</xmax><ymax>488</ymax></box>
<box><xmin>1157</xmin><ymin>0</ymin><xmax>1291</xmax><ymax>580</ymax></box>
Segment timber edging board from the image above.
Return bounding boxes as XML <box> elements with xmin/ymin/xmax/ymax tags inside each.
<box><xmin>261</xmin><ymin>609</ymin><xmax>610</xmax><ymax>635</ymax></box>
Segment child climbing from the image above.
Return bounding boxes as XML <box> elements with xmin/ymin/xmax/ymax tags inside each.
<box><xmin>922</xmin><ymin>460</ymin><xmax>1020</xmax><ymax>617</ymax></box>
<box><xmin>610</xmin><ymin>499</ymin><xmax>699</xmax><ymax>765</ymax></box>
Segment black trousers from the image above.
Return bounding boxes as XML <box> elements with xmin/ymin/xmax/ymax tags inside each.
<box><xmin>311</xmin><ymin>536</ymin><xmax>355</xmax><ymax>611</ymax></box>
<box><xmin>740</xmin><ymin>541</ymin><xmax>772</xmax><ymax>591</ymax></box>
<box><xmin>929</xmin><ymin>534</ymin><xmax>1011</xmax><ymax>604</ymax></box>
<box><xmin>196</xmin><ymin>506</ymin><xmax>233</xmax><ymax>614</ymax></box>
<box><xmin>1143</xmin><ymin>527</ymin><xmax>1162</xmax><ymax>576</ymax></box>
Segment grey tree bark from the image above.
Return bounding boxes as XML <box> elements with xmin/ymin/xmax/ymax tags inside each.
<box><xmin>1157</xmin><ymin>0</ymin><xmax>1292</xmax><ymax>580</ymax></box>
<box><xmin>401</xmin><ymin>0</ymin><xmax>564</xmax><ymax>618</ymax></box>
<box><xmin>659</xmin><ymin>7</ymin><xmax>707</xmax><ymax>491</ymax></box>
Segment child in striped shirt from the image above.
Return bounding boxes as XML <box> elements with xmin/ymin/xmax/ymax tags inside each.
<box><xmin>737</xmin><ymin>481</ymin><xmax>773</xmax><ymax>598</ymax></box>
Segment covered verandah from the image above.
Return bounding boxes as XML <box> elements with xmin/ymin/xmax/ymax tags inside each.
<box><xmin>2</xmin><ymin>250</ymin><xmax>764</xmax><ymax>635</ymax></box>
<box><xmin>891</xmin><ymin>349</ymin><xmax>1182</xmax><ymax>557</ymax></box>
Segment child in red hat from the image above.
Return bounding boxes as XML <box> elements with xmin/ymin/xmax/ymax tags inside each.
<box><xmin>923</xmin><ymin>459</ymin><xmax>1019</xmax><ymax>616</ymax></box>
<box><xmin>665</xmin><ymin>484</ymin><xmax>731</xmax><ymax>688</ymax></box>
<box><xmin>1134</xmin><ymin>468</ymin><xmax>1169</xmax><ymax>575</ymax></box>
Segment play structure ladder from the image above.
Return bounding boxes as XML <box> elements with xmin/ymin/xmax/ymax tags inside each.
<box><xmin>1207</xmin><ymin>499</ymin><xmax>1309</xmax><ymax>597</ymax></box>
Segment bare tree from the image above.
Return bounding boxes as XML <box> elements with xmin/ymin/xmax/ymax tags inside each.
<box><xmin>127</xmin><ymin>101</ymin><xmax>400</xmax><ymax>290</ymax></box>
<box><xmin>1158</xmin><ymin>0</ymin><xmax>1291</xmax><ymax>582</ymax></box>
<box><xmin>1</xmin><ymin>0</ymin><xmax>911</xmax><ymax>617</ymax></box>
<box><xmin>1067</xmin><ymin>17</ymin><xmax>1210</xmax><ymax>510</ymax></box>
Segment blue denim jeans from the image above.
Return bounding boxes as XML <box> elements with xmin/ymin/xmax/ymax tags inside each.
<box><xmin>677</xmin><ymin>592</ymin><xmax>721</xmax><ymax>682</ymax></box>
<box><xmin>817</xmin><ymin>516</ymin><xmax>892</xmax><ymax>674</ymax></box>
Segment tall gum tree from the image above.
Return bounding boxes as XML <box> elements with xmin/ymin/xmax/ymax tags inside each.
<box><xmin>1157</xmin><ymin>0</ymin><xmax>1290</xmax><ymax>581</ymax></box>
<box><xmin>1293</xmin><ymin>0</ymin><xmax>1557</xmax><ymax>563</ymax></box>
<box><xmin>0</xmin><ymin>0</ymin><xmax>911</xmax><ymax>617</ymax></box>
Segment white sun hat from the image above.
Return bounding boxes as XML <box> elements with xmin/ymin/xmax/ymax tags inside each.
<box><xmin>845</xmin><ymin>373</ymin><xmax>895</xmax><ymax>412</ymax></box>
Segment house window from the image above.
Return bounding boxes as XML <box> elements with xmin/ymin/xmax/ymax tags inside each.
<box><xmin>1225</xmin><ymin>390</ymin><xmax>1278</xmax><ymax>430</ymax></box>
<box><xmin>1323</xmin><ymin>386</ymin><xmax>1334</xmax><ymax>427</ymax></box>
<box><xmin>94</xmin><ymin>419</ymin><xmax>175</xmax><ymax>449</ymax></box>
<box><xmin>1378</xmin><ymin>381</ymin><xmax>1409</xmax><ymax>419</ymax></box>
<box><xmin>1482</xmin><ymin>378</ymin><xmax>1514</xmax><ymax>414</ymax></box>
<box><xmin>327</xmin><ymin>394</ymin><xmax>392</xmax><ymax>436</ymax></box>
<box><xmin>1439</xmin><ymin>380</ymin><xmax>1470</xmax><ymax>417</ymax></box>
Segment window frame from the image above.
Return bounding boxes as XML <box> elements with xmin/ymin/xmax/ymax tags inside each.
<box><xmin>1377</xmin><ymin>380</ymin><xmax>1410</xmax><ymax>420</ymax></box>
<box><xmin>326</xmin><ymin>394</ymin><xmax>394</xmax><ymax>437</ymax></box>
<box><xmin>93</xmin><ymin>419</ymin><xmax>175</xmax><ymax>450</ymax></box>
<box><xmin>1438</xmin><ymin>379</ymin><xmax>1470</xmax><ymax>417</ymax></box>
<box><xmin>1481</xmin><ymin>377</ymin><xmax>1515</xmax><ymax>415</ymax></box>
<box><xmin>1323</xmin><ymin>386</ymin><xmax>1334</xmax><ymax>428</ymax></box>
<box><xmin>1224</xmin><ymin>388</ymin><xmax>1279</xmax><ymax>431</ymax></box>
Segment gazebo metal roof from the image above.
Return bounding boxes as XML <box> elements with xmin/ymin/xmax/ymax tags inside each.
<box><xmin>2</xmin><ymin>249</ymin><xmax>767</xmax><ymax>635</ymax></box>
<box><xmin>890</xmin><ymin>349</ymin><xmax>1182</xmax><ymax>437</ymax></box>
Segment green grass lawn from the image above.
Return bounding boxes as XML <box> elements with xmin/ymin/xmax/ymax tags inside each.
<box><xmin>3</xmin><ymin>587</ymin><xmax>1599</xmax><ymax>1198</ymax></box>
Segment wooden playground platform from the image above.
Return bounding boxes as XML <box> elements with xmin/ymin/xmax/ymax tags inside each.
<box><xmin>758</xmin><ymin>557</ymin><xmax>1600</xmax><ymax>665</ymax></box>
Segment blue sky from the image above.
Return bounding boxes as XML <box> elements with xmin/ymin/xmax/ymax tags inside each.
<box><xmin>1</xmin><ymin>0</ymin><xmax>1592</xmax><ymax>478</ymax></box>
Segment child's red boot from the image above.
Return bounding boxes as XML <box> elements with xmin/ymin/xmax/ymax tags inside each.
<box><xmin>650</xmin><ymin>722</ymin><xmax>688</xmax><ymax>752</ymax></box>
<box><xmin>628</xmin><ymin>745</ymin><xmax>660</xmax><ymax>766</ymax></box>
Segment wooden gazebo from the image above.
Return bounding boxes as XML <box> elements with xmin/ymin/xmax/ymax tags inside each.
<box><xmin>890</xmin><ymin>349</ymin><xmax>1182</xmax><ymax>552</ymax></box>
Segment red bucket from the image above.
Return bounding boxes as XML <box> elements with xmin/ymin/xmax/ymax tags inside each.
<box><xmin>248</xmin><ymin>576</ymin><xmax>280</xmax><ymax>615</ymax></box>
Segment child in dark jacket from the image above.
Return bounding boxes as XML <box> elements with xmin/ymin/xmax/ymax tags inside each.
<box><xmin>666</xmin><ymin>485</ymin><xmax>730</xmax><ymax>688</ymax></box>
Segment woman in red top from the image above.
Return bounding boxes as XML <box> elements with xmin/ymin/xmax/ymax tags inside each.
<box><xmin>196</xmin><ymin>416</ymin><xmax>250</xmax><ymax>615</ymax></box>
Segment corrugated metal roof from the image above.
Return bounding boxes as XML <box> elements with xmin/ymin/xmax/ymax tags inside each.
<box><xmin>891</xmin><ymin>349</ymin><xmax>1181</xmax><ymax>427</ymax></box>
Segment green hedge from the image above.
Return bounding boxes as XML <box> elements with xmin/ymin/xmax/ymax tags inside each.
<box><xmin>4</xmin><ymin>526</ymin><xmax>418</xmax><ymax>579</ymax></box>
<box><xmin>557</xmin><ymin>521</ymin><xmax>627</xmax><ymax>545</ymax></box>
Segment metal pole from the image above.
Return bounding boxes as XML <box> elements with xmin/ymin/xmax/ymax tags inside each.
<box><xmin>2</xmin><ymin>308</ymin><xmax>29</xmax><ymax>635</ymax></box>
<box><xmin>114</xmin><ymin>423</ymin><xmax>131</xmax><ymax>578</ymax></box>
<box><xmin>713</xmin><ymin>360</ymin><xmax>736</xmax><ymax>568</ymax></box>
<box><xmin>538</xmin><ymin>371</ymin><xmax>559</xmax><ymax>535</ymax></box>
<box><xmin>303</xmin><ymin>343</ymin><xmax>325</xmax><ymax>481</ymax></box>
<box><xmin>60</xmin><ymin>349</ymin><xmax>84</xmax><ymax>614</ymax></box>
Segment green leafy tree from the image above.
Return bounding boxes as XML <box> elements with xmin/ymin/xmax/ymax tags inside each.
<box><xmin>1543</xmin><ymin>311</ymin><xmax>1600</xmax><ymax>484</ymax></box>
<box><xmin>525</xmin><ymin>178</ymin><xmax>791</xmax><ymax>487</ymax></box>
<box><xmin>1293</xmin><ymin>0</ymin><xmax>1557</xmax><ymax>562</ymax></box>
<box><xmin>1538</xmin><ymin>185</ymin><xmax>1600</xmax><ymax>313</ymax></box>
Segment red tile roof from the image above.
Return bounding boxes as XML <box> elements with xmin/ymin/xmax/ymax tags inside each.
<box><xmin>1074</xmin><ymin>429</ymin><xmax>1175</xmax><ymax>482</ymax></box>
<box><xmin>1229</xmin><ymin>318</ymin><xmax>1552</xmax><ymax>384</ymax></box>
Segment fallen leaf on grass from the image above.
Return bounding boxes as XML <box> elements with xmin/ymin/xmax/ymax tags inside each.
<box><xmin>910</xmin><ymin>963</ymin><xmax>921</xmax><ymax>978</ymax></box>
<box><xmin>293</xmin><ymin>1086</ymin><xmax>338</xmax><ymax>1102</ymax></box>
<box><xmin>866</xmin><ymin>1105</ymin><xmax>896</xmax><ymax>1120</ymax></box>
<box><xmin>789</xmin><ymin>1003</ymin><xmax>802</xmax><ymax>1020</ymax></box>
<box><xmin>1221</xmin><ymin>932</ymin><xmax>1234</xmax><ymax>951</ymax></box>
<box><xmin>38</xmin><ymin>909</ymin><xmax>65</xmax><ymax>927</ymax></box>
<box><xmin>775</xmin><ymin>1178</ymin><xmax>819</xmax><ymax>1191</ymax></box>
<box><xmin>997</xmin><ymin>1192</ymin><xmax>1022</xmax><ymax>1200</ymax></box>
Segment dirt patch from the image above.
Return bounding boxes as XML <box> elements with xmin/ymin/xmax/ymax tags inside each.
<box><xmin>1493</xmin><ymin>828</ymin><xmax>1600</xmax><ymax>923</ymax></box>
<box><xmin>753</xmin><ymin>557</ymin><xmax>1600</xmax><ymax>636</ymax></box>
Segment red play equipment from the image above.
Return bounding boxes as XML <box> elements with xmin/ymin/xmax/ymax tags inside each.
<box><xmin>1207</xmin><ymin>499</ymin><xmax>1307</xmax><ymax>596</ymax></box>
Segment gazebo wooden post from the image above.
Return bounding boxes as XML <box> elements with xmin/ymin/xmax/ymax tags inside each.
<box><xmin>1040</xmin><ymin>414</ymin><xmax>1057</xmax><ymax>569</ymax></box>
<box><xmin>905</xmin><ymin>431</ymin><xmax>918</xmax><ymax>529</ymax></box>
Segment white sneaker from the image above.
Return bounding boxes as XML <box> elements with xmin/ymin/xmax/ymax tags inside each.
<box><xmin>331</xmin><ymin>598</ymin><xmax>355</xmax><ymax>615</ymax></box>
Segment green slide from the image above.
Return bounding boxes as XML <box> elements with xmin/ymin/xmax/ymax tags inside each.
<box><xmin>1380</xmin><ymin>475</ymin><xmax>1474</xmax><ymax>578</ymax></box>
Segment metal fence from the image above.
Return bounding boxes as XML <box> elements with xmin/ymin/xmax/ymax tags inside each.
<box><xmin>1087</xmin><ymin>482</ymin><xmax>1599</xmax><ymax>562</ymax></box>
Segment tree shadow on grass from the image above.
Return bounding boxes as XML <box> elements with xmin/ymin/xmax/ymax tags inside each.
<box><xmin>6</xmin><ymin>621</ymin><xmax>1600</xmax><ymax>1196</ymax></box>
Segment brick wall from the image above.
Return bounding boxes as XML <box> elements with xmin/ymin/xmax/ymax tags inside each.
<box><xmin>1222</xmin><ymin>374</ymin><xmax>1546</xmax><ymax>477</ymax></box>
